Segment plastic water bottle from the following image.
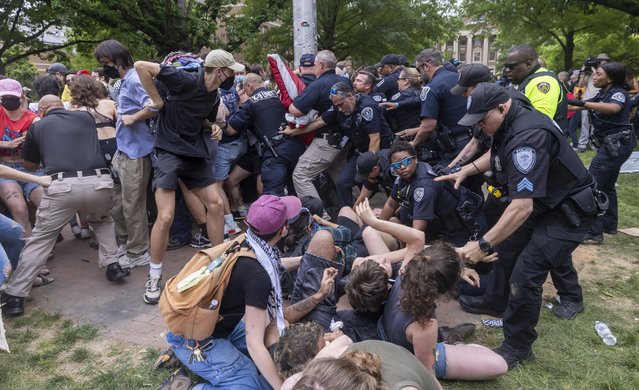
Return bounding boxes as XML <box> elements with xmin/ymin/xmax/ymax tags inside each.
<box><xmin>594</xmin><ymin>321</ymin><xmax>617</xmax><ymax>346</ymax></box>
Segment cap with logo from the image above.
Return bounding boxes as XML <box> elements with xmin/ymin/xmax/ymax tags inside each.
<box><xmin>204</xmin><ymin>50</ymin><xmax>245</xmax><ymax>72</ymax></box>
<box><xmin>375</xmin><ymin>54</ymin><xmax>402</xmax><ymax>68</ymax></box>
<box><xmin>47</xmin><ymin>63</ymin><xmax>69</xmax><ymax>75</ymax></box>
<box><xmin>450</xmin><ymin>63</ymin><xmax>493</xmax><ymax>96</ymax></box>
<box><xmin>355</xmin><ymin>152</ymin><xmax>380</xmax><ymax>183</ymax></box>
<box><xmin>0</xmin><ymin>79</ymin><xmax>23</xmax><ymax>98</ymax></box>
<box><xmin>246</xmin><ymin>195</ymin><xmax>302</xmax><ymax>235</ymax></box>
<box><xmin>300</xmin><ymin>53</ymin><xmax>315</xmax><ymax>68</ymax></box>
<box><xmin>458</xmin><ymin>83</ymin><xmax>510</xmax><ymax>126</ymax></box>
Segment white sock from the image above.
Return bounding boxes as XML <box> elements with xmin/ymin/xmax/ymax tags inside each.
<box><xmin>149</xmin><ymin>262</ymin><xmax>162</xmax><ymax>279</ymax></box>
<box><xmin>223</xmin><ymin>214</ymin><xmax>235</xmax><ymax>226</ymax></box>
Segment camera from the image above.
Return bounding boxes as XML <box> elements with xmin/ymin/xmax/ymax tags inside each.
<box><xmin>583</xmin><ymin>56</ymin><xmax>600</xmax><ymax>71</ymax></box>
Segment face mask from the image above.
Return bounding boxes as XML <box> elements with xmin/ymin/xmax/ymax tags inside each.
<box><xmin>1</xmin><ymin>98</ymin><xmax>21</xmax><ymax>111</ymax></box>
<box><xmin>220</xmin><ymin>74</ymin><xmax>235</xmax><ymax>90</ymax></box>
<box><xmin>103</xmin><ymin>65</ymin><xmax>120</xmax><ymax>79</ymax></box>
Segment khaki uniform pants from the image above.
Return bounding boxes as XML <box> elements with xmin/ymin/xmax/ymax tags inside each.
<box><xmin>292</xmin><ymin>137</ymin><xmax>348</xmax><ymax>199</ymax></box>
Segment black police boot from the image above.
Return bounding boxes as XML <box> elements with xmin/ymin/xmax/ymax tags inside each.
<box><xmin>439</xmin><ymin>323</ymin><xmax>477</xmax><ymax>344</ymax></box>
<box><xmin>551</xmin><ymin>300</ymin><xmax>584</xmax><ymax>320</ymax></box>
<box><xmin>106</xmin><ymin>262</ymin><xmax>130</xmax><ymax>282</ymax></box>
<box><xmin>493</xmin><ymin>343</ymin><xmax>535</xmax><ymax>370</ymax></box>
<box><xmin>1</xmin><ymin>291</ymin><xmax>25</xmax><ymax>317</ymax></box>
<box><xmin>458</xmin><ymin>295</ymin><xmax>503</xmax><ymax>317</ymax></box>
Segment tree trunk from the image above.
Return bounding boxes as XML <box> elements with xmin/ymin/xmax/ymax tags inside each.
<box><xmin>563</xmin><ymin>31</ymin><xmax>575</xmax><ymax>71</ymax></box>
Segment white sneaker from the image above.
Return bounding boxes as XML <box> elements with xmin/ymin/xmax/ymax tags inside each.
<box><xmin>119</xmin><ymin>251</ymin><xmax>151</xmax><ymax>269</ymax></box>
<box><xmin>117</xmin><ymin>244</ymin><xmax>127</xmax><ymax>258</ymax></box>
<box><xmin>80</xmin><ymin>227</ymin><xmax>94</xmax><ymax>239</ymax></box>
<box><xmin>143</xmin><ymin>275</ymin><xmax>162</xmax><ymax>304</ymax></box>
<box><xmin>226</xmin><ymin>223</ymin><xmax>242</xmax><ymax>236</ymax></box>
<box><xmin>71</xmin><ymin>224</ymin><xmax>82</xmax><ymax>239</ymax></box>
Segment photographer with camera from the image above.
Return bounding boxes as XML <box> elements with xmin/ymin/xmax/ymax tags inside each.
<box><xmin>568</xmin><ymin>62</ymin><xmax>636</xmax><ymax>245</ymax></box>
<box><xmin>575</xmin><ymin>53</ymin><xmax>611</xmax><ymax>152</ymax></box>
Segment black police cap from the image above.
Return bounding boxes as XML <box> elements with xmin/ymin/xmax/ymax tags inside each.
<box><xmin>450</xmin><ymin>63</ymin><xmax>493</xmax><ymax>96</ymax></box>
<box><xmin>458</xmin><ymin>83</ymin><xmax>510</xmax><ymax>126</ymax></box>
<box><xmin>355</xmin><ymin>152</ymin><xmax>380</xmax><ymax>183</ymax></box>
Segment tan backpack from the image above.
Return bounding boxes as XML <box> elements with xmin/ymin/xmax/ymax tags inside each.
<box><xmin>159</xmin><ymin>234</ymin><xmax>255</xmax><ymax>340</ymax></box>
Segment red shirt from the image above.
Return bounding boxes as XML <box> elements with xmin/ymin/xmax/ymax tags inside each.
<box><xmin>0</xmin><ymin>109</ymin><xmax>37</xmax><ymax>158</ymax></box>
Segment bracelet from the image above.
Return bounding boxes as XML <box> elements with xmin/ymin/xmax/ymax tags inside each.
<box><xmin>395</xmin><ymin>102</ymin><xmax>400</xmax><ymax>108</ymax></box>
<box><xmin>472</xmin><ymin>161</ymin><xmax>480</xmax><ymax>173</ymax></box>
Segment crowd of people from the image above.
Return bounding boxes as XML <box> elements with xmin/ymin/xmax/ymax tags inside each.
<box><xmin>0</xmin><ymin>38</ymin><xmax>636</xmax><ymax>389</ymax></box>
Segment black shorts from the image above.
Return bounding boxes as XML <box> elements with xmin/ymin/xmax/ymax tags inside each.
<box><xmin>336</xmin><ymin>215</ymin><xmax>360</xmax><ymax>237</ymax></box>
<box><xmin>152</xmin><ymin>148</ymin><xmax>216</xmax><ymax>190</ymax></box>
<box><xmin>236</xmin><ymin>145</ymin><xmax>261</xmax><ymax>174</ymax></box>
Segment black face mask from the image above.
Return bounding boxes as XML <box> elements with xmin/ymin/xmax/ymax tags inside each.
<box><xmin>1</xmin><ymin>97</ymin><xmax>21</xmax><ymax>111</ymax></box>
<box><xmin>103</xmin><ymin>65</ymin><xmax>120</xmax><ymax>80</ymax></box>
<box><xmin>219</xmin><ymin>74</ymin><xmax>235</xmax><ymax>90</ymax></box>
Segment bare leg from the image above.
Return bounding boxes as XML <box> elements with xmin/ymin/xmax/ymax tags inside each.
<box><xmin>225</xmin><ymin>165</ymin><xmax>251</xmax><ymax>211</ymax></box>
<box><xmin>306</xmin><ymin>230</ymin><xmax>336</xmax><ymax>260</ymax></box>
<box><xmin>362</xmin><ymin>226</ymin><xmax>389</xmax><ymax>255</ymax></box>
<box><xmin>443</xmin><ymin>343</ymin><xmax>508</xmax><ymax>380</ymax></box>
<box><xmin>179</xmin><ymin>181</ymin><xmax>206</xmax><ymax>225</ymax></box>
<box><xmin>191</xmin><ymin>184</ymin><xmax>224</xmax><ymax>245</ymax></box>
<box><xmin>0</xmin><ymin>182</ymin><xmax>31</xmax><ymax>236</ymax></box>
<box><xmin>337</xmin><ymin>206</ymin><xmax>361</xmax><ymax>225</ymax></box>
<box><xmin>256</xmin><ymin>175</ymin><xmax>263</xmax><ymax>195</ymax></box>
<box><xmin>27</xmin><ymin>186</ymin><xmax>43</xmax><ymax>208</ymax></box>
<box><xmin>150</xmin><ymin>188</ymin><xmax>176</xmax><ymax>265</ymax></box>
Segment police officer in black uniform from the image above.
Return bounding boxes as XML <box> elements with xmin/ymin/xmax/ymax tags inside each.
<box><xmin>353</xmin><ymin>69</ymin><xmax>386</xmax><ymax>103</ymax></box>
<box><xmin>228</xmin><ymin>73</ymin><xmax>305</xmax><ymax>196</ymax></box>
<box><xmin>320</xmin><ymin>81</ymin><xmax>393</xmax><ymax>207</ymax></box>
<box><xmin>373</xmin><ymin>54</ymin><xmax>405</xmax><ymax>101</ymax></box>
<box><xmin>379</xmin><ymin>141</ymin><xmax>484</xmax><ymax>246</ymax></box>
<box><xmin>438</xmin><ymin>84</ymin><xmax>601</xmax><ymax>369</ymax></box>
<box><xmin>380</xmin><ymin>67</ymin><xmax>422</xmax><ymax>133</ymax></box>
<box><xmin>398</xmin><ymin>49</ymin><xmax>472</xmax><ymax>168</ymax></box>
<box><xmin>568</xmin><ymin>62</ymin><xmax>637</xmax><ymax>244</ymax></box>
<box><xmin>353</xmin><ymin>150</ymin><xmax>394</xmax><ymax>207</ymax></box>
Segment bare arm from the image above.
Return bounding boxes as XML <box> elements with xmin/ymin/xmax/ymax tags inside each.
<box><xmin>407</xmin><ymin>319</ymin><xmax>438</xmax><ymax>375</ymax></box>
<box><xmin>449</xmin><ymin>137</ymin><xmax>480</xmax><ymax>167</ymax></box>
<box><xmin>435</xmin><ymin>150</ymin><xmax>490</xmax><ymax>189</ymax></box>
<box><xmin>288</xmin><ymin>103</ymin><xmax>304</xmax><ymax>117</ymax></box>
<box><xmin>379</xmin><ymin>196</ymin><xmax>399</xmax><ymax>221</ymax></box>
<box><xmin>280</xmin><ymin>256</ymin><xmax>302</xmax><ymax>271</ymax></box>
<box><xmin>245</xmin><ymin>305</ymin><xmax>283</xmax><ymax>389</ymax></box>
<box><xmin>1</xmin><ymin>164</ymin><xmax>50</xmax><ymax>187</ymax></box>
<box><xmin>133</xmin><ymin>61</ymin><xmax>164</xmax><ymax>110</ymax></box>
<box><xmin>353</xmin><ymin>185</ymin><xmax>374</xmax><ymax>208</ymax></box>
<box><xmin>284</xmin><ymin>268</ymin><xmax>337</xmax><ymax>323</ymax></box>
<box><xmin>368</xmin><ymin>132</ymin><xmax>380</xmax><ymax>152</ymax></box>
<box><xmin>411</xmin><ymin>117</ymin><xmax>437</xmax><ymax>147</ymax></box>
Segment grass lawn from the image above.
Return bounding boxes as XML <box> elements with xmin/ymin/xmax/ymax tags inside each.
<box><xmin>1</xmin><ymin>150</ymin><xmax>638</xmax><ymax>389</ymax></box>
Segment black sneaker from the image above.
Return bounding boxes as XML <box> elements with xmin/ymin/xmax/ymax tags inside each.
<box><xmin>551</xmin><ymin>300</ymin><xmax>584</xmax><ymax>320</ymax></box>
<box><xmin>582</xmin><ymin>234</ymin><xmax>604</xmax><ymax>245</ymax></box>
<box><xmin>439</xmin><ymin>323</ymin><xmax>477</xmax><ymax>344</ymax></box>
<box><xmin>493</xmin><ymin>343</ymin><xmax>535</xmax><ymax>370</ymax></box>
<box><xmin>106</xmin><ymin>263</ymin><xmax>130</xmax><ymax>282</ymax></box>
<box><xmin>603</xmin><ymin>229</ymin><xmax>617</xmax><ymax>235</ymax></box>
<box><xmin>1</xmin><ymin>291</ymin><xmax>24</xmax><ymax>317</ymax></box>
<box><xmin>458</xmin><ymin>295</ymin><xmax>504</xmax><ymax>317</ymax></box>
<box><xmin>156</xmin><ymin>367</ymin><xmax>193</xmax><ymax>390</ymax></box>
<box><xmin>167</xmin><ymin>236</ymin><xmax>190</xmax><ymax>251</ymax></box>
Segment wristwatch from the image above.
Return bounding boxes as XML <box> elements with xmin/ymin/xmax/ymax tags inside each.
<box><xmin>478</xmin><ymin>237</ymin><xmax>494</xmax><ymax>255</ymax></box>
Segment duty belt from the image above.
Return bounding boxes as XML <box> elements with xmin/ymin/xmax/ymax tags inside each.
<box><xmin>49</xmin><ymin>168</ymin><xmax>111</xmax><ymax>179</ymax></box>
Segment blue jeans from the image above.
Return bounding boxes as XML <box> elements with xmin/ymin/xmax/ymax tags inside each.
<box><xmin>567</xmin><ymin>114</ymin><xmax>580</xmax><ymax>148</ymax></box>
<box><xmin>0</xmin><ymin>213</ymin><xmax>24</xmax><ymax>270</ymax></box>
<box><xmin>0</xmin><ymin>161</ymin><xmax>43</xmax><ymax>199</ymax></box>
<box><xmin>166</xmin><ymin>322</ymin><xmax>268</xmax><ymax>389</ymax></box>
<box><xmin>214</xmin><ymin>139</ymin><xmax>247</xmax><ymax>181</ymax></box>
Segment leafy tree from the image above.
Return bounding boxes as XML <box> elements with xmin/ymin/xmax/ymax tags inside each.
<box><xmin>463</xmin><ymin>0</ymin><xmax>629</xmax><ymax>70</ymax></box>
<box><xmin>0</xmin><ymin>0</ymin><xmax>101</xmax><ymax>75</ymax></box>
<box><xmin>578</xmin><ymin>0</ymin><xmax>639</xmax><ymax>17</ymax></box>
<box><xmin>4</xmin><ymin>58</ymin><xmax>38</xmax><ymax>88</ymax></box>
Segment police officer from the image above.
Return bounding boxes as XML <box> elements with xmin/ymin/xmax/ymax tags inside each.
<box><xmin>1</xmin><ymin>95</ymin><xmax>129</xmax><ymax>317</ymax></box>
<box><xmin>379</xmin><ymin>141</ymin><xmax>484</xmax><ymax>246</ymax></box>
<box><xmin>379</xmin><ymin>67</ymin><xmax>422</xmax><ymax>133</ymax></box>
<box><xmin>228</xmin><ymin>73</ymin><xmax>305</xmax><ymax>196</ymax></box>
<box><xmin>286</xmin><ymin>50</ymin><xmax>351</xmax><ymax>202</ymax></box>
<box><xmin>398</xmin><ymin>49</ymin><xmax>472</xmax><ymax>168</ymax></box>
<box><xmin>298</xmin><ymin>53</ymin><xmax>317</xmax><ymax>86</ymax></box>
<box><xmin>505</xmin><ymin>44</ymin><xmax>568</xmax><ymax>133</ymax></box>
<box><xmin>438</xmin><ymin>84</ymin><xmax>599</xmax><ymax>369</ymax></box>
<box><xmin>353</xmin><ymin>149</ymin><xmax>394</xmax><ymax>207</ymax></box>
<box><xmin>569</xmin><ymin>62</ymin><xmax>636</xmax><ymax>244</ymax></box>
<box><xmin>373</xmin><ymin>54</ymin><xmax>405</xmax><ymax>101</ymax></box>
<box><xmin>353</xmin><ymin>70</ymin><xmax>386</xmax><ymax>103</ymax></box>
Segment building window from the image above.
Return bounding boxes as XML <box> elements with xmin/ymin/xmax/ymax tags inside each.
<box><xmin>474</xmin><ymin>52</ymin><xmax>481</xmax><ymax>62</ymax></box>
<box><xmin>473</xmin><ymin>37</ymin><xmax>483</xmax><ymax>48</ymax></box>
<box><xmin>489</xmin><ymin>51</ymin><xmax>496</xmax><ymax>61</ymax></box>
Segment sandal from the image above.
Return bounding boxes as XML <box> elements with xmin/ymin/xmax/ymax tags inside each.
<box><xmin>40</xmin><ymin>267</ymin><xmax>50</xmax><ymax>276</ymax></box>
<box><xmin>33</xmin><ymin>273</ymin><xmax>55</xmax><ymax>287</ymax></box>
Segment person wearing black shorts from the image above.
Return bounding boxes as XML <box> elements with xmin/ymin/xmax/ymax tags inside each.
<box><xmin>134</xmin><ymin>50</ymin><xmax>245</xmax><ymax>304</ymax></box>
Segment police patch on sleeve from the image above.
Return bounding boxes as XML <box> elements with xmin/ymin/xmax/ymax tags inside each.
<box><xmin>413</xmin><ymin>187</ymin><xmax>424</xmax><ymax>202</ymax></box>
<box><xmin>376</xmin><ymin>79</ymin><xmax>385</xmax><ymax>88</ymax></box>
<box><xmin>327</xmin><ymin>106</ymin><xmax>335</xmax><ymax>112</ymax></box>
<box><xmin>391</xmin><ymin>92</ymin><xmax>401</xmax><ymax>101</ymax></box>
<box><xmin>517</xmin><ymin>177</ymin><xmax>534</xmax><ymax>193</ymax></box>
<box><xmin>537</xmin><ymin>82</ymin><xmax>550</xmax><ymax>94</ymax></box>
<box><xmin>361</xmin><ymin>107</ymin><xmax>374</xmax><ymax>122</ymax></box>
<box><xmin>512</xmin><ymin>147</ymin><xmax>536</xmax><ymax>174</ymax></box>
<box><xmin>373</xmin><ymin>95</ymin><xmax>383</xmax><ymax>102</ymax></box>
<box><xmin>611</xmin><ymin>92</ymin><xmax>626</xmax><ymax>103</ymax></box>
<box><xmin>420</xmin><ymin>87</ymin><xmax>430</xmax><ymax>101</ymax></box>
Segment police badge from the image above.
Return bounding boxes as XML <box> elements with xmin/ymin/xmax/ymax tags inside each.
<box><xmin>361</xmin><ymin>107</ymin><xmax>374</xmax><ymax>122</ymax></box>
<box><xmin>413</xmin><ymin>187</ymin><xmax>424</xmax><ymax>202</ymax></box>
<box><xmin>537</xmin><ymin>82</ymin><xmax>550</xmax><ymax>94</ymax></box>
<box><xmin>512</xmin><ymin>147</ymin><xmax>537</xmax><ymax>174</ymax></box>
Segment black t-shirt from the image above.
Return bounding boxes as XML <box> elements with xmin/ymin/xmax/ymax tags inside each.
<box><xmin>154</xmin><ymin>66</ymin><xmax>220</xmax><ymax>158</ymax></box>
<box><xmin>213</xmin><ymin>256</ymin><xmax>272</xmax><ymax>338</ymax></box>
<box><xmin>22</xmin><ymin>108</ymin><xmax>107</xmax><ymax>174</ymax></box>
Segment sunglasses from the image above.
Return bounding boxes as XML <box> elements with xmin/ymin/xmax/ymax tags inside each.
<box><xmin>390</xmin><ymin>155</ymin><xmax>415</xmax><ymax>172</ymax></box>
<box><xmin>504</xmin><ymin>60</ymin><xmax>529</xmax><ymax>69</ymax></box>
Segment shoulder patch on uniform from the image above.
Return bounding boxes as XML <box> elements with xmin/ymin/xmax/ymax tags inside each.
<box><xmin>512</xmin><ymin>147</ymin><xmax>536</xmax><ymax>174</ymax></box>
<box><xmin>420</xmin><ymin>86</ymin><xmax>431</xmax><ymax>101</ymax></box>
<box><xmin>392</xmin><ymin>92</ymin><xmax>401</xmax><ymax>101</ymax></box>
<box><xmin>376</xmin><ymin>79</ymin><xmax>385</xmax><ymax>87</ymax></box>
<box><xmin>361</xmin><ymin>107</ymin><xmax>374</xmax><ymax>121</ymax></box>
<box><xmin>517</xmin><ymin>177</ymin><xmax>534</xmax><ymax>193</ymax></box>
<box><xmin>537</xmin><ymin>82</ymin><xmax>550</xmax><ymax>94</ymax></box>
<box><xmin>611</xmin><ymin>92</ymin><xmax>625</xmax><ymax>103</ymax></box>
<box><xmin>373</xmin><ymin>95</ymin><xmax>383</xmax><ymax>102</ymax></box>
<box><xmin>413</xmin><ymin>187</ymin><xmax>425</xmax><ymax>202</ymax></box>
<box><xmin>327</xmin><ymin>106</ymin><xmax>335</xmax><ymax>112</ymax></box>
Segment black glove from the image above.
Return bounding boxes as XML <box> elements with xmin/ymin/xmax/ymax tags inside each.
<box><xmin>567</xmin><ymin>99</ymin><xmax>585</xmax><ymax>107</ymax></box>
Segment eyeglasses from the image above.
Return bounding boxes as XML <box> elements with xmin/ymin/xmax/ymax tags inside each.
<box><xmin>390</xmin><ymin>155</ymin><xmax>415</xmax><ymax>172</ymax></box>
<box><xmin>504</xmin><ymin>60</ymin><xmax>529</xmax><ymax>69</ymax></box>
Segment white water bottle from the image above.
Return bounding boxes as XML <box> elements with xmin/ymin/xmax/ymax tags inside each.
<box><xmin>594</xmin><ymin>321</ymin><xmax>617</xmax><ymax>346</ymax></box>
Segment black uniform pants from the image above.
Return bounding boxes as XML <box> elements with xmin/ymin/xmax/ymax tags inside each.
<box><xmin>502</xmin><ymin>211</ymin><xmax>592</xmax><ymax>351</ymax></box>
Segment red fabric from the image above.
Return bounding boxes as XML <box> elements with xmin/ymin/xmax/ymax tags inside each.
<box><xmin>0</xmin><ymin>109</ymin><xmax>37</xmax><ymax>158</ymax></box>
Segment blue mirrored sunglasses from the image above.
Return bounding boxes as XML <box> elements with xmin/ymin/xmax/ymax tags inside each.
<box><xmin>389</xmin><ymin>155</ymin><xmax>415</xmax><ymax>172</ymax></box>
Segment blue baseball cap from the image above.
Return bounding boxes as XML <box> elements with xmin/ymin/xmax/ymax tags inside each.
<box><xmin>300</xmin><ymin>53</ymin><xmax>315</xmax><ymax>67</ymax></box>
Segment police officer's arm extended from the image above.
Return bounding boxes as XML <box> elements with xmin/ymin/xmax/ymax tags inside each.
<box><xmin>568</xmin><ymin>100</ymin><xmax>622</xmax><ymax>116</ymax></box>
<box><xmin>435</xmin><ymin>150</ymin><xmax>491</xmax><ymax>189</ymax></box>
<box><xmin>409</xmin><ymin>117</ymin><xmax>438</xmax><ymax>148</ymax></box>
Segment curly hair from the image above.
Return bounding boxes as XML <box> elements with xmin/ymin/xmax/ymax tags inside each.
<box><xmin>346</xmin><ymin>259</ymin><xmax>389</xmax><ymax>314</ymax></box>
<box><xmin>32</xmin><ymin>74</ymin><xmax>61</xmax><ymax>99</ymax></box>
<box><xmin>274</xmin><ymin>322</ymin><xmax>324</xmax><ymax>378</ymax></box>
<box><xmin>400</xmin><ymin>241</ymin><xmax>462</xmax><ymax>323</ymax></box>
<box><xmin>390</xmin><ymin>140</ymin><xmax>415</xmax><ymax>159</ymax></box>
<box><xmin>68</xmin><ymin>75</ymin><xmax>105</xmax><ymax>107</ymax></box>
<box><xmin>292</xmin><ymin>353</ymin><xmax>388</xmax><ymax>390</ymax></box>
